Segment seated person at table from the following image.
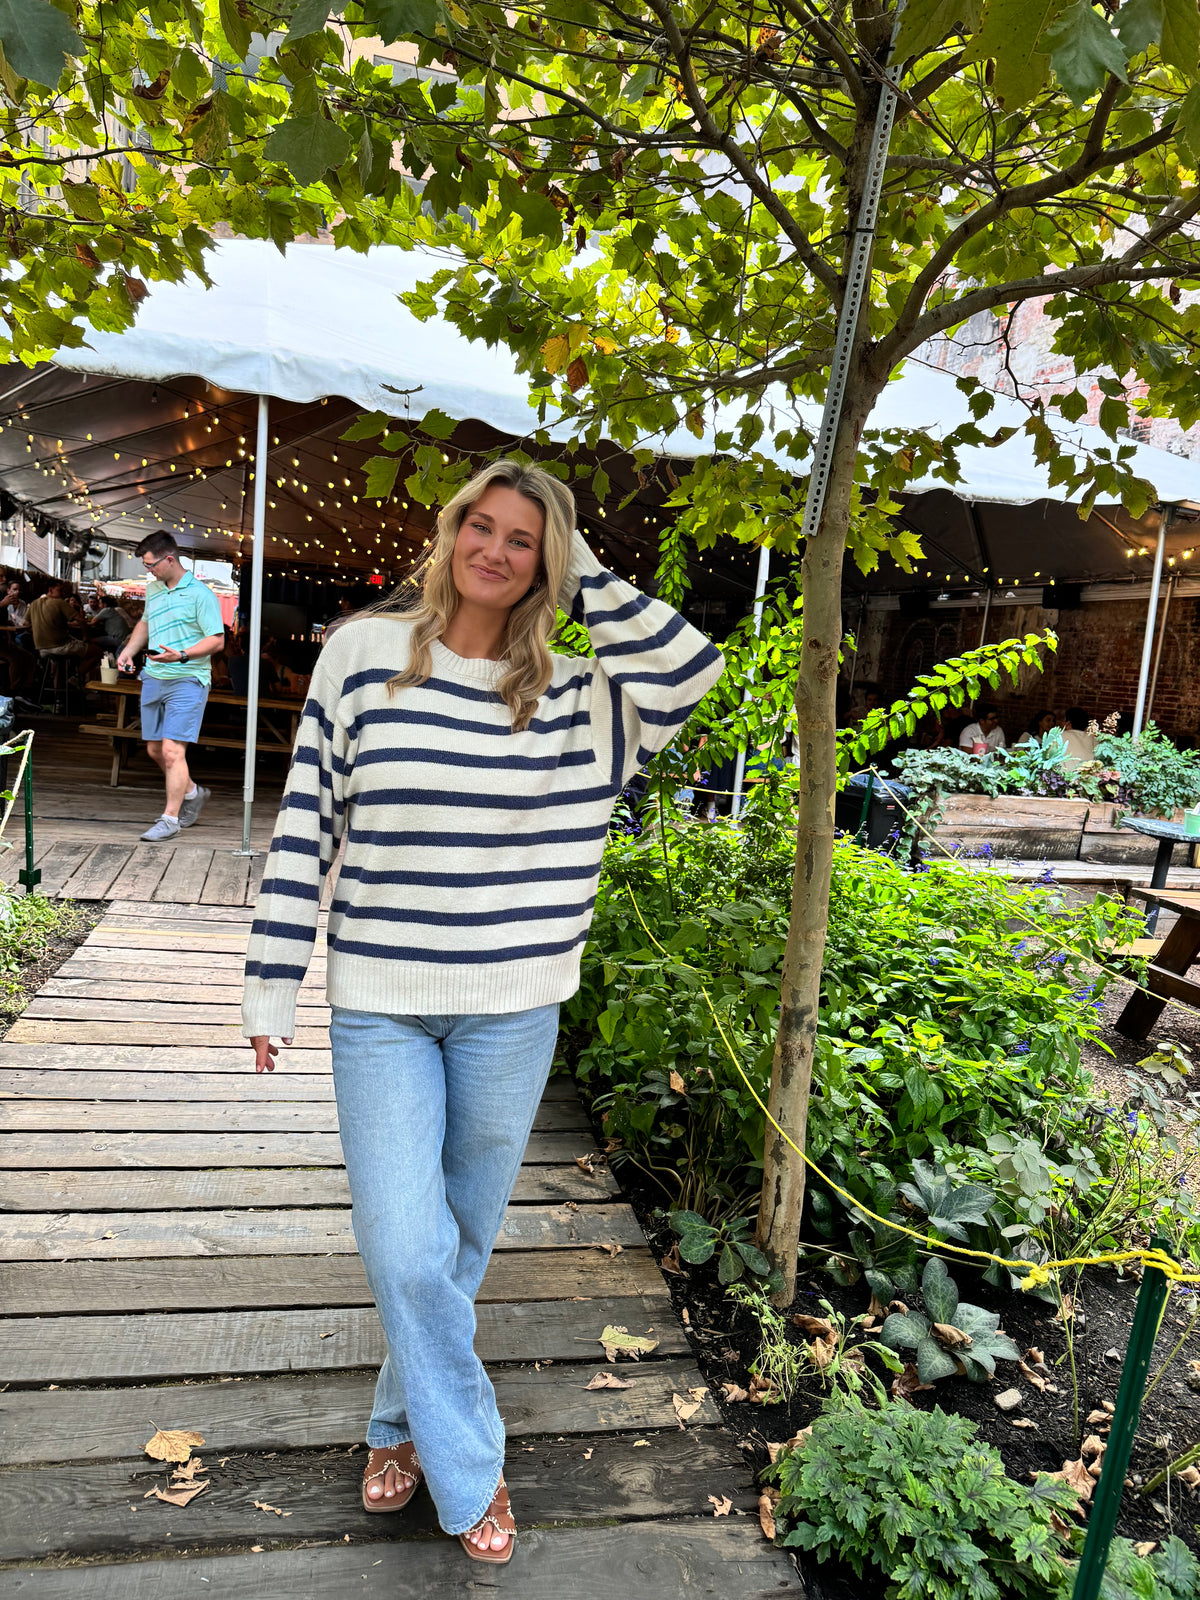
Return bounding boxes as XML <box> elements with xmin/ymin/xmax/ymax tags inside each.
<box><xmin>29</xmin><ymin>579</ymin><xmax>104</xmax><ymax>686</ymax></box>
<box><xmin>1014</xmin><ymin>709</ymin><xmax>1057</xmax><ymax>746</ymax></box>
<box><xmin>89</xmin><ymin>596</ymin><xmax>132</xmax><ymax>653</ymax></box>
<box><xmin>1058</xmin><ymin>707</ymin><xmax>1096</xmax><ymax>773</ymax></box>
<box><xmin>959</xmin><ymin>704</ymin><xmax>1006</xmax><ymax>754</ymax></box>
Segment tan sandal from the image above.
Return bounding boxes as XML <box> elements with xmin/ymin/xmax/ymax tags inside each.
<box><xmin>361</xmin><ymin>1442</ymin><xmax>422</xmax><ymax>1513</ymax></box>
<box><xmin>458</xmin><ymin>1476</ymin><xmax>515</xmax><ymax>1564</ymax></box>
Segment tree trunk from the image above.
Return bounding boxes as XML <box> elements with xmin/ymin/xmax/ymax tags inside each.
<box><xmin>755</xmin><ymin>392</ymin><xmax>873</xmax><ymax>1305</ymax></box>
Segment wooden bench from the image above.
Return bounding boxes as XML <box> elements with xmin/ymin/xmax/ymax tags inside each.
<box><xmin>80</xmin><ymin>681</ymin><xmax>303</xmax><ymax>787</ymax></box>
<box><xmin>1117</xmin><ymin>889</ymin><xmax>1200</xmax><ymax>1039</ymax></box>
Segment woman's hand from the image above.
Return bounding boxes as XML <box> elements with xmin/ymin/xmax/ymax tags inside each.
<box><xmin>250</xmin><ymin>1035</ymin><xmax>292</xmax><ymax>1073</ymax></box>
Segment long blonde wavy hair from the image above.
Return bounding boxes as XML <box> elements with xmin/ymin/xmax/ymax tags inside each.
<box><xmin>377</xmin><ymin>459</ymin><xmax>575</xmax><ymax>732</ymax></box>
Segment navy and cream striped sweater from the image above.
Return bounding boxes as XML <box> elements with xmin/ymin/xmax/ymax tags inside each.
<box><xmin>241</xmin><ymin>532</ymin><xmax>724</xmax><ymax>1038</ymax></box>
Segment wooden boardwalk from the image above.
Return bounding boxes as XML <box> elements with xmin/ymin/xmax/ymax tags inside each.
<box><xmin>0</xmin><ymin>901</ymin><xmax>802</xmax><ymax>1596</ymax></box>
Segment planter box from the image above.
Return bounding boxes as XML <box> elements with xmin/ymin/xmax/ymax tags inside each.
<box><xmin>1082</xmin><ymin>804</ymin><xmax>1198</xmax><ymax>867</ymax></box>
<box><xmin>929</xmin><ymin>795</ymin><xmax>1091</xmax><ymax>860</ymax></box>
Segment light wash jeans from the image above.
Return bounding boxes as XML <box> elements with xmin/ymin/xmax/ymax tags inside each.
<box><xmin>329</xmin><ymin>1003</ymin><xmax>560</xmax><ymax>1535</ymax></box>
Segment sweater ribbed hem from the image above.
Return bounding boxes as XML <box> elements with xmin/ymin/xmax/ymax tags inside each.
<box><xmin>324</xmin><ymin>949</ymin><xmax>583</xmax><ymax>1018</ymax></box>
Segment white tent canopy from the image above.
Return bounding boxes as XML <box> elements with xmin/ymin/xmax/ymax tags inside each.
<box><xmin>3</xmin><ymin>236</ymin><xmax>1196</xmax><ymax>844</ymax></box>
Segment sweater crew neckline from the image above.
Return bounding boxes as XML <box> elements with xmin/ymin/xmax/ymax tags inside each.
<box><xmin>428</xmin><ymin>637</ymin><xmax>509</xmax><ymax>688</ymax></box>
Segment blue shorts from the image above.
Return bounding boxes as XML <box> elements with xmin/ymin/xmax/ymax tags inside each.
<box><xmin>140</xmin><ymin>676</ymin><xmax>209</xmax><ymax>744</ymax></box>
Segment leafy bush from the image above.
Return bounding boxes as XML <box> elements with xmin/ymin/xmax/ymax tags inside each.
<box><xmin>769</xmin><ymin>1399</ymin><xmax>1076</xmax><ymax>1600</ymax></box>
<box><xmin>1089</xmin><ymin>724</ymin><xmax>1200</xmax><ymax>816</ymax></box>
<box><xmin>667</xmin><ymin>1208</ymin><xmax>778</xmax><ymax>1288</ymax></box>
<box><xmin>880</xmin><ymin>1257</ymin><xmax>1020</xmax><ymax>1385</ymax></box>
<box><xmin>1096</xmin><ymin>1536</ymin><xmax>1200</xmax><ymax>1600</ymax></box>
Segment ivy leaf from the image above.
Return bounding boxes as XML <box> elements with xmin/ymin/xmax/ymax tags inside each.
<box><xmin>416</xmin><ymin>407</ymin><xmax>458</xmax><ymax>440</ymax></box>
<box><xmin>218</xmin><ymin>0</ymin><xmax>252</xmax><ymax>60</ymax></box>
<box><xmin>0</xmin><ymin>0</ymin><xmax>82</xmax><ymax>88</ymax></box>
<box><xmin>288</xmin><ymin>0</ymin><xmax>347</xmax><ymax>40</ymax></box>
<box><xmin>1043</xmin><ymin>1</ymin><xmax>1129</xmax><ymax>105</ymax></box>
<box><xmin>357</xmin><ymin>0</ymin><xmax>441</xmax><ymax>42</ymax></box>
<box><xmin>362</xmin><ymin>455</ymin><xmax>400</xmax><ymax>500</ymax></box>
<box><xmin>263</xmin><ymin>114</ymin><xmax>352</xmax><ymax>186</ymax></box>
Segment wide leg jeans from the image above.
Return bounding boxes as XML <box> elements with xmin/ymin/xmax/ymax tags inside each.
<box><xmin>329</xmin><ymin>1003</ymin><xmax>560</xmax><ymax>1535</ymax></box>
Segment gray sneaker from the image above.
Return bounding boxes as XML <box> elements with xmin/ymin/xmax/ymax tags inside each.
<box><xmin>141</xmin><ymin>815</ymin><xmax>182</xmax><ymax>842</ymax></box>
<box><xmin>179</xmin><ymin>785</ymin><xmax>211</xmax><ymax>829</ymax></box>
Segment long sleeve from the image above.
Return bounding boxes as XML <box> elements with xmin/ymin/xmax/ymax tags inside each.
<box><xmin>242</xmin><ymin>647</ymin><xmax>347</xmax><ymax>1039</ymax></box>
<box><xmin>559</xmin><ymin>531</ymin><xmax>724</xmax><ymax>787</ymax></box>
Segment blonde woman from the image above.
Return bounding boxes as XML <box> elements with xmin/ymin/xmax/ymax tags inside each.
<box><xmin>242</xmin><ymin>459</ymin><xmax>723</xmax><ymax>1565</ymax></box>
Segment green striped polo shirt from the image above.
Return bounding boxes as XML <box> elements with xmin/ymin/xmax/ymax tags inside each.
<box><xmin>143</xmin><ymin>570</ymin><xmax>225</xmax><ymax>684</ymax></box>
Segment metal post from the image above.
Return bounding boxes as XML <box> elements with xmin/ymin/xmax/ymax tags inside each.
<box><xmin>977</xmin><ymin>587</ymin><xmax>992</xmax><ymax>649</ymax></box>
<box><xmin>731</xmin><ymin>541</ymin><xmax>771</xmax><ymax>819</ymax></box>
<box><xmin>19</xmin><ymin>742</ymin><xmax>38</xmax><ymax>895</ymax></box>
<box><xmin>1132</xmin><ymin>509</ymin><xmax>1169</xmax><ymax>738</ymax></box>
<box><xmin>1071</xmin><ymin>1238</ymin><xmax>1172</xmax><ymax>1600</ymax></box>
<box><xmin>235</xmin><ymin>395</ymin><xmax>269</xmax><ymax>857</ymax></box>
<box><xmin>1145</xmin><ymin>570</ymin><xmax>1175</xmax><ymax>728</ymax></box>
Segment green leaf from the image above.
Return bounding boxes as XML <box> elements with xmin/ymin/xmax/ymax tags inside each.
<box><xmin>0</xmin><ymin>0</ymin><xmax>82</xmax><ymax>87</ymax></box>
<box><xmin>921</xmin><ymin>1256</ymin><xmax>960</xmax><ymax>1325</ymax></box>
<box><xmin>880</xmin><ymin>1311</ymin><xmax>930</xmax><ymax>1351</ymax></box>
<box><xmin>416</xmin><ymin>407</ymin><xmax>459</xmax><ymax>440</ymax></box>
<box><xmin>191</xmin><ymin>91</ymin><xmax>235</xmax><ymax>166</ymax></box>
<box><xmin>717</xmin><ymin>1242</ymin><xmax>743</xmax><ymax>1284</ymax></box>
<box><xmin>894</xmin><ymin>0</ymin><xmax>984</xmax><ymax>59</ymax></box>
<box><xmin>59</xmin><ymin>181</ymin><xmax>105</xmax><ymax>223</ymax></box>
<box><xmin>1056</xmin><ymin>388</ymin><xmax>1089</xmax><ymax>422</ymax></box>
<box><xmin>668</xmin><ymin>1209</ymin><xmax>709</xmax><ymax>1235</ymax></box>
<box><xmin>1115</xmin><ymin>0</ymin><xmax>1164</xmax><ymax>55</ymax></box>
<box><xmin>288</xmin><ymin>0</ymin><xmax>347</xmax><ymax>40</ymax></box>
<box><xmin>218</xmin><ymin>0</ymin><xmax>253</xmax><ymax>59</ymax></box>
<box><xmin>596</xmin><ymin>1007</ymin><xmax>618</xmax><ymax>1044</ymax></box>
<box><xmin>916</xmin><ymin>1334</ymin><xmax>960</xmax><ymax>1383</ymax></box>
<box><xmin>1043</xmin><ymin>1</ymin><xmax>1129</xmax><ymax>105</ymax></box>
<box><xmin>357</xmin><ymin>0</ymin><xmax>441</xmax><ymax>42</ymax></box>
<box><xmin>498</xmin><ymin>173</ymin><xmax>563</xmax><ymax>243</ymax></box>
<box><xmin>1161</xmin><ymin>0</ymin><xmax>1200</xmax><ymax>69</ymax></box>
<box><xmin>363</xmin><ymin>455</ymin><xmax>400</xmax><ymax>500</ymax></box>
<box><xmin>678</xmin><ymin>1234</ymin><xmax>715</xmax><ymax>1264</ymax></box>
<box><xmin>263</xmin><ymin>114</ymin><xmax>352</xmax><ymax>187</ymax></box>
<box><xmin>961</xmin><ymin>0</ymin><xmax>1062</xmax><ymax>108</ymax></box>
<box><xmin>734</xmin><ymin>1240</ymin><xmax>772</xmax><ymax>1277</ymax></box>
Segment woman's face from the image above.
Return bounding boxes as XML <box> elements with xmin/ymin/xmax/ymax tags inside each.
<box><xmin>451</xmin><ymin>485</ymin><xmax>545</xmax><ymax>612</ymax></box>
<box><xmin>1038</xmin><ymin>712</ymin><xmax>1056</xmax><ymax>736</ymax></box>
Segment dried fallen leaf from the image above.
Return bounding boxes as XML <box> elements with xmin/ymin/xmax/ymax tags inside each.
<box><xmin>1026</xmin><ymin>1346</ymin><xmax>1047</xmax><ymax>1368</ymax></box>
<box><xmin>145</xmin><ymin>1480</ymin><xmax>209</xmax><ymax>1507</ymax></box>
<box><xmin>793</xmin><ymin>1314</ymin><xmax>833</xmax><ymax>1338</ymax></box>
<box><xmin>709</xmin><ymin>1494</ymin><xmax>733</xmax><ymax>1517</ymax></box>
<box><xmin>251</xmin><ymin>1545</ymin><xmax>264</xmax><ymax>1553</ymax></box>
<box><xmin>749</xmin><ymin>1374</ymin><xmax>780</xmax><ymax>1405</ymax></box>
<box><xmin>669</xmin><ymin>1069</ymin><xmax>686</xmax><ymax>1094</ymax></box>
<box><xmin>632</xmin><ymin>1439</ymin><xmax>650</xmax><ymax>1448</ymax></box>
<box><xmin>1134</xmin><ymin>1541</ymin><xmax>1157</xmax><ymax>1557</ymax></box>
<box><xmin>1177</xmin><ymin>1466</ymin><xmax>1200</xmax><ymax>1489</ymax></box>
<box><xmin>807</xmin><ymin>1331</ymin><xmax>840</xmax><ymax>1370</ymax></box>
<box><xmin>583</xmin><ymin>1447</ymin><xmax>593</xmax><ymax>1460</ymax></box>
<box><xmin>891</xmin><ymin>1363</ymin><xmax>935</xmax><ymax>1400</ymax></box>
<box><xmin>584</xmin><ymin>1371</ymin><xmax>632</xmax><ymax>1390</ymax></box>
<box><xmin>866</xmin><ymin>1294</ymin><xmax>885</xmax><ymax>1321</ymax></box>
<box><xmin>721</xmin><ymin>1381</ymin><xmax>750</xmax><ymax>1403</ymax></box>
<box><xmin>1036</xmin><ymin>1458</ymin><xmax>1095</xmax><ymax>1510</ymax></box>
<box><xmin>765</xmin><ymin>1427</ymin><xmax>812</xmax><ymax>1464</ymax></box>
<box><xmin>1086</xmin><ymin>1408</ymin><xmax>1113</xmax><ymax>1428</ymax></box>
<box><xmin>574</xmin><ymin>1154</ymin><xmax>596</xmax><ymax>1176</ymax></box>
<box><xmin>673</xmin><ymin>1390</ymin><xmax>706</xmax><ymax>1426</ymax></box>
<box><xmin>144</xmin><ymin>1427</ymin><xmax>206</xmax><ymax>1464</ymax></box>
<box><xmin>599</xmin><ymin>1324</ymin><xmax>659</xmax><ymax>1362</ymax></box>
<box><xmin>1053</xmin><ymin>1296</ymin><xmax>1074</xmax><ymax>1324</ymax></box>
<box><xmin>758</xmin><ymin>1489</ymin><xmax>778</xmax><ymax>1540</ymax></box>
<box><xmin>1020</xmin><ymin>1360</ymin><xmax>1047</xmax><ymax>1392</ymax></box>
<box><xmin>933</xmin><ymin>1322</ymin><xmax>972</xmax><ymax>1349</ymax></box>
<box><xmin>659</xmin><ymin>1242</ymin><xmax>685</xmax><ymax>1276</ymax></box>
<box><xmin>1011</xmin><ymin>1418</ymin><xmax>1038</xmax><ymax>1429</ymax></box>
<box><xmin>1081</xmin><ymin>1435</ymin><xmax>1106</xmax><ymax>1461</ymax></box>
<box><xmin>253</xmin><ymin>1499</ymin><xmax>292</xmax><ymax>1517</ymax></box>
<box><xmin>171</xmin><ymin>1457</ymin><xmax>205</xmax><ymax>1482</ymax></box>
<box><xmin>595</xmin><ymin>1242</ymin><xmax>623</xmax><ymax>1258</ymax></box>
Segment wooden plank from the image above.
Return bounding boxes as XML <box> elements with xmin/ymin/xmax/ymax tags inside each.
<box><xmin>247</xmin><ymin>854</ymin><xmax>266</xmax><ymax>903</ymax></box>
<box><xmin>20</xmin><ymin>999</ymin><xmax>330</xmax><ymax>1025</ymax></box>
<box><xmin>1145</xmin><ymin>962</ymin><xmax>1200</xmax><ymax>1005</ymax></box>
<box><xmin>0</xmin><ymin>1521</ymin><xmax>795</xmax><ymax>1600</ymax></box>
<box><xmin>0</xmin><ymin>1293</ymin><xmax>679</xmax><ymax>1383</ymax></box>
<box><xmin>108</xmin><ymin>901</ymin><xmax>260</xmax><ymax>922</ymax></box>
<box><xmin>0</xmin><ymin>1069</ymin><xmax>336</xmax><ymax>1102</ymax></box>
<box><xmin>0</xmin><ymin>1129</ymin><xmax>595</xmax><ymax>1169</ymax></box>
<box><xmin>37</xmin><ymin>974</ymin><xmax>325</xmax><ymax>1004</ymax></box>
<box><xmin>200</xmin><ymin>850</ymin><xmax>252</xmax><ymax>907</ymax></box>
<box><xmin>0</xmin><ymin>1431</ymin><xmax>747</xmax><ymax>1564</ymax></box>
<box><xmin>0</xmin><ymin>1357</ymin><xmax>706</xmax><ymax>1466</ymax></box>
<box><xmin>0</xmin><ymin>838</ymin><xmax>53</xmax><ymax>888</ymax></box>
<box><xmin>3</xmin><ymin>1023</ymin><xmax>330</xmax><ymax>1048</ymax></box>
<box><xmin>0</xmin><ymin>1097</ymin><xmax>585</xmax><ymax>1134</ymax></box>
<box><xmin>55</xmin><ymin>842</ymin><xmax>136</xmax><ymax>901</ymax></box>
<box><xmin>151</xmin><ymin>847</ymin><xmax>215</xmax><ymax>903</ymax></box>
<box><xmin>0</xmin><ymin>1201</ymin><xmax>643</xmax><ymax>1260</ymax></box>
<box><xmin>54</xmin><ymin>945</ymin><xmax>300</xmax><ymax>971</ymax></box>
<box><xmin>0</xmin><ymin>1044</ymin><xmax>333</xmax><ymax>1071</ymax></box>
<box><xmin>0</xmin><ymin>1243</ymin><xmax>659</xmax><ymax>1314</ymax></box>
<box><xmin>0</xmin><ymin>1161</ymin><xmax>618</xmax><ymax>1212</ymax></box>
<box><xmin>103</xmin><ymin>845</ymin><xmax>172</xmax><ymax>903</ymax></box>
<box><xmin>33</xmin><ymin>842</ymin><xmax>94</xmax><ymax>898</ymax></box>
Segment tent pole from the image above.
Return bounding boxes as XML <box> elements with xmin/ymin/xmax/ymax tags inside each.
<box><xmin>977</xmin><ymin>587</ymin><xmax>991</xmax><ymax>648</ymax></box>
<box><xmin>731</xmin><ymin>542</ymin><xmax>771</xmax><ymax>820</ymax></box>
<box><xmin>1146</xmin><ymin>569</ymin><xmax>1175</xmax><ymax>728</ymax></box>
<box><xmin>1132</xmin><ymin>507</ymin><xmax>1170</xmax><ymax>738</ymax></box>
<box><xmin>235</xmin><ymin>394</ymin><xmax>269</xmax><ymax>856</ymax></box>
<box><xmin>846</xmin><ymin>592</ymin><xmax>867</xmax><ymax>698</ymax></box>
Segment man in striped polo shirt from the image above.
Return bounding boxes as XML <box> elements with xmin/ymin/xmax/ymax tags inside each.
<box><xmin>116</xmin><ymin>531</ymin><xmax>225</xmax><ymax>841</ymax></box>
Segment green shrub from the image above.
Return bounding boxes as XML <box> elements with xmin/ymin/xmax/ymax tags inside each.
<box><xmin>1096</xmin><ymin>1536</ymin><xmax>1200</xmax><ymax>1600</ymax></box>
<box><xmin>769</xmin><ymin>1399</ymin><xmax>1076</xmax><ymax>1600</ymax></box>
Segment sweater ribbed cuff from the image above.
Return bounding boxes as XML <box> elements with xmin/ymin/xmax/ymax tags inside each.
<box><xmin>242</xmin><ymin>977</ymin><xmax>301</xmax><ymax>1040</ymax></box>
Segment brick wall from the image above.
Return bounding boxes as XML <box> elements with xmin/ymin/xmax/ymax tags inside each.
<box><xmin>853</xmin><ymin>595</ymin><xmax>1200</xmax><ymax>742</ymax></box>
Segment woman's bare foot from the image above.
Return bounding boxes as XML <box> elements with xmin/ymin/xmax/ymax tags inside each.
<box><xmin>459</xmin><ymin>1477</ymin><xmax>515</xmax><ymax>1563</ymax></box>
<box><xmin>361</xmin><ymin>1443</ymin><xmax>421</xmax><ymax>1512</ymax></box>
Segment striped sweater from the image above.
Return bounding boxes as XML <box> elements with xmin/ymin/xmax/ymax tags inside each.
<box><xmin>241</xmin><ymin>532</ymin><xmax>724</xmax><ymax>1038</ymax></box>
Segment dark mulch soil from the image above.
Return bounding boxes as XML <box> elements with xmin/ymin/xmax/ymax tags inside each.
<box><xmin>0</xmin><ymin>897</ymin><xmax>104</xmax><ymax>1038</ymax></box>
<box><xmin>569</xmin><ymin>980</ymin><xmax>1200</xmax><ymax>1594</ymax></box>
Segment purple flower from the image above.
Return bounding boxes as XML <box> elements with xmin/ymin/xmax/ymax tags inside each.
<box><xmin>1013</xmin><ymin>1042</ymin><xmax>1031</xmax><ymax>1056</ymax></box>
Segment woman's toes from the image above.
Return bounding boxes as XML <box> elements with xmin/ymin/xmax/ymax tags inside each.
<box><xmin>492</xmin><ymin>1527</ymin><xmax>509</xmax><ymax>1550</ymax></box>
<box><xmin>366</xmin><ymin>1481</ymin><xmax>382</xmax><ymax>1499</ymax></box>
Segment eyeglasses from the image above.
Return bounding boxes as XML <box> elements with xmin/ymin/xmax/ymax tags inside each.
<box><xmin>143</xmin><ymin>554</ymin><xmax>171</xmax><ymax>568</ymax></box>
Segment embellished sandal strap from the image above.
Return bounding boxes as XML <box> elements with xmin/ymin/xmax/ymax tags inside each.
<box><xmin>468</xmin><ymin>1479</ymin><xmax>515</xmax><ymax>1535</ymax></box>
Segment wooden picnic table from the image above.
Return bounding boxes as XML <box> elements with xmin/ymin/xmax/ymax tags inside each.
<box><xmin>81</xmin><ymin>679</ymin><xmax>305</xmax><ymax>787</ymax></box>
<box><xmin>1114</xmin><ymin>887</ymin><xmax>1200</xmax><ymax>1039</ymax></box>
<box><xmin>1119</xmin><ymin>816</ymin><xmax>1200</xmax><ymax>930</ymax></box>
